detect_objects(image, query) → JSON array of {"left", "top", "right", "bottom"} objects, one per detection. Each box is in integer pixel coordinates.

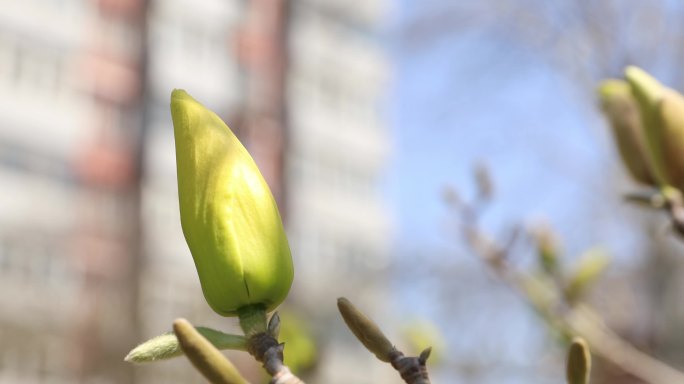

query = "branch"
[
  {"left": 449, "top": 169, "right": 684, "bottom": 384},
  {"left": 466, "top": 222, "right": 684, "bottom": 383},
  {"left": 625, "top": 187, "right": 684, "bottom": 239},
  {"left": 337, "top": 298, "right": 432, "bottom": 384},
  {"left": 567, "top": 306, "right": 684, "bottom": 384},
  {"left": 244, "top": 313, "right": 305, "bottom": 384},
  {"left": 661, "top": 187, "right": 684, "bottom": 238}
]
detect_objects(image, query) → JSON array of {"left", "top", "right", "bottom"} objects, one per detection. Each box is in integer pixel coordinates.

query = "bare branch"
[{"left": 447, "top": 167, "right": 684, "bottom": 384}]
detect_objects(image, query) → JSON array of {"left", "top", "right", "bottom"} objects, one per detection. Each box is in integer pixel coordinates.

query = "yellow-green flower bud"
[
  {"left": 337, "top": 297, "right": 396, "bottom": 362},
  {"left": 625, "top": 66, "right": 684, "bottom": 190},
  {"left": 532, "top": 223, "right": 561, "bottom": 276},
  {"left": 658, "top": 88, "right": 684, "bottom": 191},
  {"left": 597, "top": 79, "right": 655, "bottom": 185},
  {"left": 171, "top": 89, "right": 293, "bottom": 316},
  {"left": 173, "top": 319, "right": 249, "bottom": 384},
  {"left": 566, "top": 337, "right": 591, "bottom": 384},
  {"left": 564, "top": 248, "right": 610, "bottom": 305}
]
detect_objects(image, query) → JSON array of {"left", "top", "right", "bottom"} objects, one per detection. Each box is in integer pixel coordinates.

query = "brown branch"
[
  {"left": 457, "top": 207, "right": 684, "bottom": 384},
  {"left": 624, "top": 187, "right": 684, "bottom": 239},
  {"left": 389, "top": 348, "right": 432, "bottom": 384},
  {"left": 244, "top": 314, "right": 305, "bottom": 384},
  {"left": 566, "top": 306, "right": 684, "bottom": 384}
]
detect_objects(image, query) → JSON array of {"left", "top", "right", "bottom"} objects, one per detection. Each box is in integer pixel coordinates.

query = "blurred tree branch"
[{"left": 444, "top": 165, "right": 684, "bottom": 384}]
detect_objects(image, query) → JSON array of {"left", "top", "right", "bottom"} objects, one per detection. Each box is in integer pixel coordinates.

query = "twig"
[
  {"left": 450, "top": 169, "right": 684, "bottom": 384},
  {"left": 244, "top": 313, "right": 305, "bottom": 384},
  {"left": 624, "top": 187, "right": 684, "bottom": 239},
  {"left": 661, "top": 188, "right": 684, "bottom": 238},
  {"left": 388, "top": 348, "right": 432, "bottom": 384},
  {"left": 460, "top": 215, "right": 684, "bottom": 383},
  {"left": 567, "top": 306, "right": 684, "bottom": 384}
]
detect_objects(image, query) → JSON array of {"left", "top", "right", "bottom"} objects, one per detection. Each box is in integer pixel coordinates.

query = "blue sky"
[
  {"left": 387, "top": 17, "right": 648, "bottom": 261},
  {"left": 384, "top": 2, "right": 664, "bottom": 381}
]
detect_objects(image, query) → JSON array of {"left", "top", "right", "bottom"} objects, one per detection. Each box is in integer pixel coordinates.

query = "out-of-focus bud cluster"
[
  {"left": 564, "top": 248, "right": 610, "bottom": 305},
  {"left": 599, "top": 67, "right": 684, "bottom": 192},
  {"left": 533, "top": 224, "right": 560, "bottom": 276},
  {"left": 530, "top": 224, "right": 610, "bottom": 307},
  {"left": 598, "top": 79, "right": 654, "bottom": 185}
]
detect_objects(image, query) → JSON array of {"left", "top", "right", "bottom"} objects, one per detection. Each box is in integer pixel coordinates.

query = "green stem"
[{"left": 237, "top": 305, "right": 267, "bottom": 337}]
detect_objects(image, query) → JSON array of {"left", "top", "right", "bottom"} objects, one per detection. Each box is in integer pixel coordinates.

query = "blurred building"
[
  {"left": 0, "top": 0, "right": 392, "bottom": 383},
  {"left": 286, "top": 0, "right": 391, "bottom": 304},
  {"left": 0, "top": 0, "right": 144, "bottom": 383},
  {"left": 285, "top": 1, "right": 393, "bottom": 382}
]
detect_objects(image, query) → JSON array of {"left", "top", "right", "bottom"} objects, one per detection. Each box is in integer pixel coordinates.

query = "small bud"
[
  {"left": 474, "top": 163, "right": 493, "bottom": 200},
  {"left": 124, "top": 327, "right": 246, "bottom": 363},
  {"left": 268, "top": 312, "right": 281, "bottom": 339},
  {"left": 418, "top": 347, "right": 432, "bottom": 365},
  {"left": 173, "top": 319, "right": 249, "bottom": 384},
  {"left": 565, "top": 248, "right": 610, "bottom": 304},
  {"left": 172, "top": 90, "right": 293, "bottom": 316},
  {"left": 532, "top": 224, "right": 560, "bottom": 276},
  {"left": 566, "top": 337, "right": 591, "bottom": 384},
  {"left": 337, "top": 297, "right": 395, "bottom": 362},
  {"left": 597, "top": 79, "right": 655, "bottom": 185},
  {"left": 442, "top": 186, "right": 462, "bottom": 207}
]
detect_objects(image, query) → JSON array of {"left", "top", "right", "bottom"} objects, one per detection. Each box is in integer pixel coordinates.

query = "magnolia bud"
[
  {"left": 658, "top": 88, "right": 684, "bottom": 191},
  {"left": 625, "top": 66, "right": 684, "bottom": 190},
  {"left": 532, "top": 223, "right": 560, "bottom": 276},
  {"left": 565, "top": 248, "right": 610, "bottom": 305},
  {"left": 337, "top": 297, "right": 395, "bottom": 362},
  {"left": 597, "top": 79, "right": 654, "bottom": 185},
  {"left": 171, "top": 89, "right": 293, "bottom": 316},
  {"left": 125, "top": 327, "right": 246, "bottom": 363},
  {"left": 566, "top": 337, "right": 591, "bottom": 384},
  {"left": 173, "top": 319, "right": 249, "bottom": 384}
]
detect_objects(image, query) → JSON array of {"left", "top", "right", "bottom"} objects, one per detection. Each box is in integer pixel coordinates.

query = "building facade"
[
  {"left": 0, "top": 0, "right": 391, "bottom": 382},
  {"left": 0, "top": 0, "right": 144, "bottom": 383},
  {"left": 285, "top": 1, "right": 393, "bottom": 382}
]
